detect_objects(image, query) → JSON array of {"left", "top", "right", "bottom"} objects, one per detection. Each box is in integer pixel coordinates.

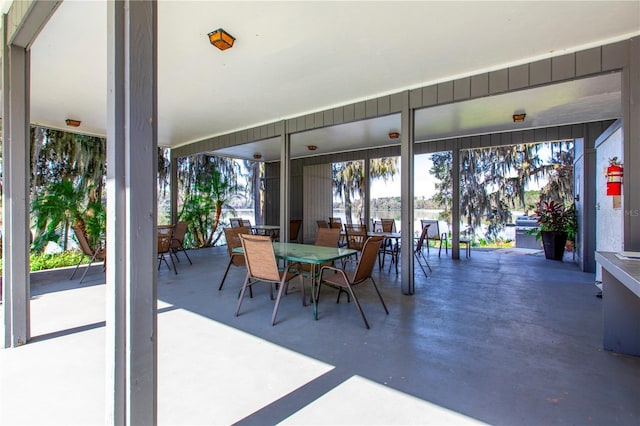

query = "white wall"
[
  {"left": 303, "top": 164, "right": 333, "bottom": 243},
  {"left": 595, "top": 127, "right": 623, "bottom": 280}
]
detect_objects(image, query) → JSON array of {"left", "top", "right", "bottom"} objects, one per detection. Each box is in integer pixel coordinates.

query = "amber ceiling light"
[
  {"left": 253, "top": 153, "right": 262, "bottom": 160},
  {"left": 65, "top": 119, "right": 81, "bottom": 127},
  {"left": 307, "top": 145, "right": 317, "bottom": 151},
  {"left": 512, "top": 113, "right": 526, "bottom": 123},
  {"left": 208, "top": 28, "right": 235, "bottom": 51},
  {"left": 388, "top": 131, "right": 400, "bottom": 139}
]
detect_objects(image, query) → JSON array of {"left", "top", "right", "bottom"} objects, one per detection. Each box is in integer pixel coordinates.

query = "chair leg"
[
  {"left": 169, "top": 252, "right": 178, "bottom": 274},
  {"left": 218, "top": 259, "right": 233, "bottom": 290},
  {"left": 235, "top": 273, "right": 251, "bottom": 316},
  {"left": 77, "top": 250, "right": 102, "bottom": 283},
  {"left": 178, "top": 242, "right": 193, "bottom": 264},
  {"left": 271, "top": 276, "right": 288, "bottom": 326},
  {"left": 370, "top": 278, "right": 389, "bottom": 315},
  {"left": 69, "top": 258, "right": 83, "bottom": 280},
  {"left": 346, "top": 285, "right": 370, "bottom": 329}
]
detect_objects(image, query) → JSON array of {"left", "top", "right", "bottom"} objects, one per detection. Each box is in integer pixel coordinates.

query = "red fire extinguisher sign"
[{"left": 606, "top": 157, "right": 623, "bottom": 196}]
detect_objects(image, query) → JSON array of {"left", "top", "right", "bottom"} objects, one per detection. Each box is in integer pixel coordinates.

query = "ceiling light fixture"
[
  {"left": 388, "top": 131, "right": 400, "bottom": 139},
  {"left": 65, "top": 119, "right": 81, "bottom": 127},
  {"left": 208, "top": 28, "right": 235, "bottom": 51},
  {"left": 253, "top": 153, "right": 262, "bottom": 160},
  {"left": 307, "top": 145, "right": 317, "bottom": 151},
  {"left": 512, "top": 113, "right": 526, "bottom": 123}
]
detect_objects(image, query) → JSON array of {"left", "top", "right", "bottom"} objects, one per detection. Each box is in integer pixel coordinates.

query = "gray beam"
[
  {"left": 2, "top": 20, "right": 31, "bottom": 348},
  {"left": 6, "top": 0, "right": 60, "bottom": 49},
  {"left": 106, "top": 1, "right": 158, "bottom": 424},
  {"left": 400, "top": 91, "right": 415, "bottom": 295}
]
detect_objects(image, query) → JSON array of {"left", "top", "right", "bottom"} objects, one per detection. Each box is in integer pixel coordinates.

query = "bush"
[{"left": 0, "top": 250, "right": 89, "bottom": 272}]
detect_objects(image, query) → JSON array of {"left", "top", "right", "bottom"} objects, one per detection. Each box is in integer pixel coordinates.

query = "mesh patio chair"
[
  {"left": 170, "top": 221, "right": 192, "bottom": 265},
  {"left": 289, "top": 219, "right": 302, "bottom": 242},
  {"left": 219, "top": 226, "right": 252, "bottom": 293},
  {"left": 229, "top": 218, "right": 243, "bottom": 228},
  {"left": 378, "top": 218, "right": 399, "bottom": 271},
  {"left": 344, "top": 223, "right": 367, "bottom": 264},
  {"left": 317, "top": 236, "right": 388, "bottom": 329},
  {"left": 414, "top": 223, "right": 432, "bottom": 276},
  {"left": 420, "top": 219, "right": 448, "bottom": 257},
  {"left": 158, "top": 225, "right": 178, "bottom": 274},
  {"left": 70, "top": 225, "right": 106, "bottom": 283},
  {"left": 290, "top": 227, "right": 342, "bottom": 304},
  {"left": 316, "top": 220, "right": 329, "bottom": 229},
  {"left": 329, "top": 217, "right": 342, "bottom": 229},
  {"left": 235, "top": 234, "right": 301, "bottom": 326}
]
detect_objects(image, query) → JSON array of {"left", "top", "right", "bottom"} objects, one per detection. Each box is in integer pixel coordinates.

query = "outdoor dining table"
[{"left": 234, "top": 242, "right": 357, "bottom": 320}]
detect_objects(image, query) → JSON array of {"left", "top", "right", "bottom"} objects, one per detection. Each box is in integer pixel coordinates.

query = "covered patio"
[
  {"left": 2, "top": 2, "right": 640, "bottom": 423},
  {"left": 2, "top": 247, "right": 639, "bottom": 425}
]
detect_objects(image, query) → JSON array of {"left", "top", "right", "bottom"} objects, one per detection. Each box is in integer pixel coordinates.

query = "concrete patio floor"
[{"left": 1, "top": 246, "right": 639, "bottom": 425}]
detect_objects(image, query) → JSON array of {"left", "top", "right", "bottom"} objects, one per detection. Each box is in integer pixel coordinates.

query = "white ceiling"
[{"left": 17, "top": 1, "right": 640, "bottom": 161}]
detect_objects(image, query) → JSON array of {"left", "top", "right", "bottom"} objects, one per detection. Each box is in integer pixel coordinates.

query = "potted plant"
[{"left": 534, "top": 200, "right": 576, "bottom": 261}]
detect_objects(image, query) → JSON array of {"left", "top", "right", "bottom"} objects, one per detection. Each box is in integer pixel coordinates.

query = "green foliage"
[
  {"left": 333, "top": 157, "right": 398, "bottom": 222},
  {"left": 430, "top": 141, "right": 574, "bottom": 240},
  {"left": 82, "top": 199, "right": 106, "bottom": 247},
  {"left": 532, "top": 201, "right": 577, "bottom": 242},
  {"left": 0, "top": 251, "right": 88, "bottom": 272},
  {"left": 30, "top": 180, "right": 86, "bottom": 252},
  {"left": 179, "top": 163, "right": 240, "bottom": 247}
]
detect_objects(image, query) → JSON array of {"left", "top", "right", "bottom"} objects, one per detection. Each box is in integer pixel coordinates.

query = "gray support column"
[
  {"left": 106, "top": 1, "right": 158, "bottom": 424},
  {"left": 451, "top": 141, "right": 460, "bottom": 259},
  {"left": 364, "top": 156, "right": 371, "bottom": 227},
  {"left": 2, "top": 36, "right": 31, "bottom": 348},
  {"left": 623, "top": 38, "right": 639, "bottom": 250},
  {"left": 400, "top": 91, "right": 415, "bottom": 295},
  {"left": 280, "top": 121, "right": 291, "bottom": 240},
  {"left": 170, "top": 149, "right": 178, "bottom": 225},
  {"left": 2, "top": 15, "right": 11, "bottom": 348}
]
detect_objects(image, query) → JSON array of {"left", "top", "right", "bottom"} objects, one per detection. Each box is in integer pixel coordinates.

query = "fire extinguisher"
[{"left": 606, "top": 157, "right": 623, "bottom": 196}]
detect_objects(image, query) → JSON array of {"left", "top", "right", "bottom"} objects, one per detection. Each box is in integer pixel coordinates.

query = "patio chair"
[
  {"left": 242, "top": 219, "right": 252, "bottom": 228},
  {"left": 344, "top": 223, "right": 367, "bottom": 264},
  {"left": 414, "top": 223, "right": 432, "bottom": 276},
  {"left": 459, "top": 225, "right": 472, "bottom": 258},
  {"left": 378, "top": 218, "right": 399, "bottom": 270},
  {"left": 317, "top": 236, "right": 387, "bottom": 329},
  {"left": 70, "top": 225, "right": 106, "bottom": 283},
  {"left": 170, "top": 221, "right": 192, "bottom": 265},
  {"left": 158, "top": 225, "right": 178, "bottom": 274},
  {"left": 289, "top": 219, "right": 302, "bottom": 242},
  {"left": 291, "top": 227, "right": 342, "bottom": 281},
  {"left": 420, "top": 219, "right": 448, "bottom": 257},
  {"left": 329, "top": 217, "right": 342, "bottom": 229},
  {"left": 229, "top": 218, "right": 243, "bottom": 228},
  {"left": 235, "top": 234, "right": 301, "bottom": 326},
  {"left": 316, "top": 219, "right": 329, "bottom": 229},
  {"left": 219, "top": 226, "right": 251, "bottom": 292}
]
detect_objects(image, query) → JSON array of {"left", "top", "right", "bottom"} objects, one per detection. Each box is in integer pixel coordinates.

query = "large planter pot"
[{"left": 541, "top": 230, "right": 567, "bottom": 261}]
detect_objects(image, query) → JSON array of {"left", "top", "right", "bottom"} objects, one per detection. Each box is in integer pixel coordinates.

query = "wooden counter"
[{"left": 595, "top": 252, "right": 640, "bottom": 357}]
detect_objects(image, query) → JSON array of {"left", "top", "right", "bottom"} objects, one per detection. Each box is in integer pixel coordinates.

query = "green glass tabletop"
[
  {"left": 233, "top": 242, "right": 356, "bottom": 264},
  {"left": 272, "top": 242, "right": 356, "bottom": 264}
]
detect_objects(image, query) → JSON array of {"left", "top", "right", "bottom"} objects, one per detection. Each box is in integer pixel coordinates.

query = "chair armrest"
[{"left": 319, "top": 265, "right": 348, "bottom": 282}]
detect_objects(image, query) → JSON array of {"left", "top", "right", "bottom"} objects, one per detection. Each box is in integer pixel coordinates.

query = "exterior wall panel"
[
  {"left": 530, "top": 59, "right": 552, "bottom": 86},
  {"left": 552, "top": 53, "right": 576, "bottom": 81}
]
